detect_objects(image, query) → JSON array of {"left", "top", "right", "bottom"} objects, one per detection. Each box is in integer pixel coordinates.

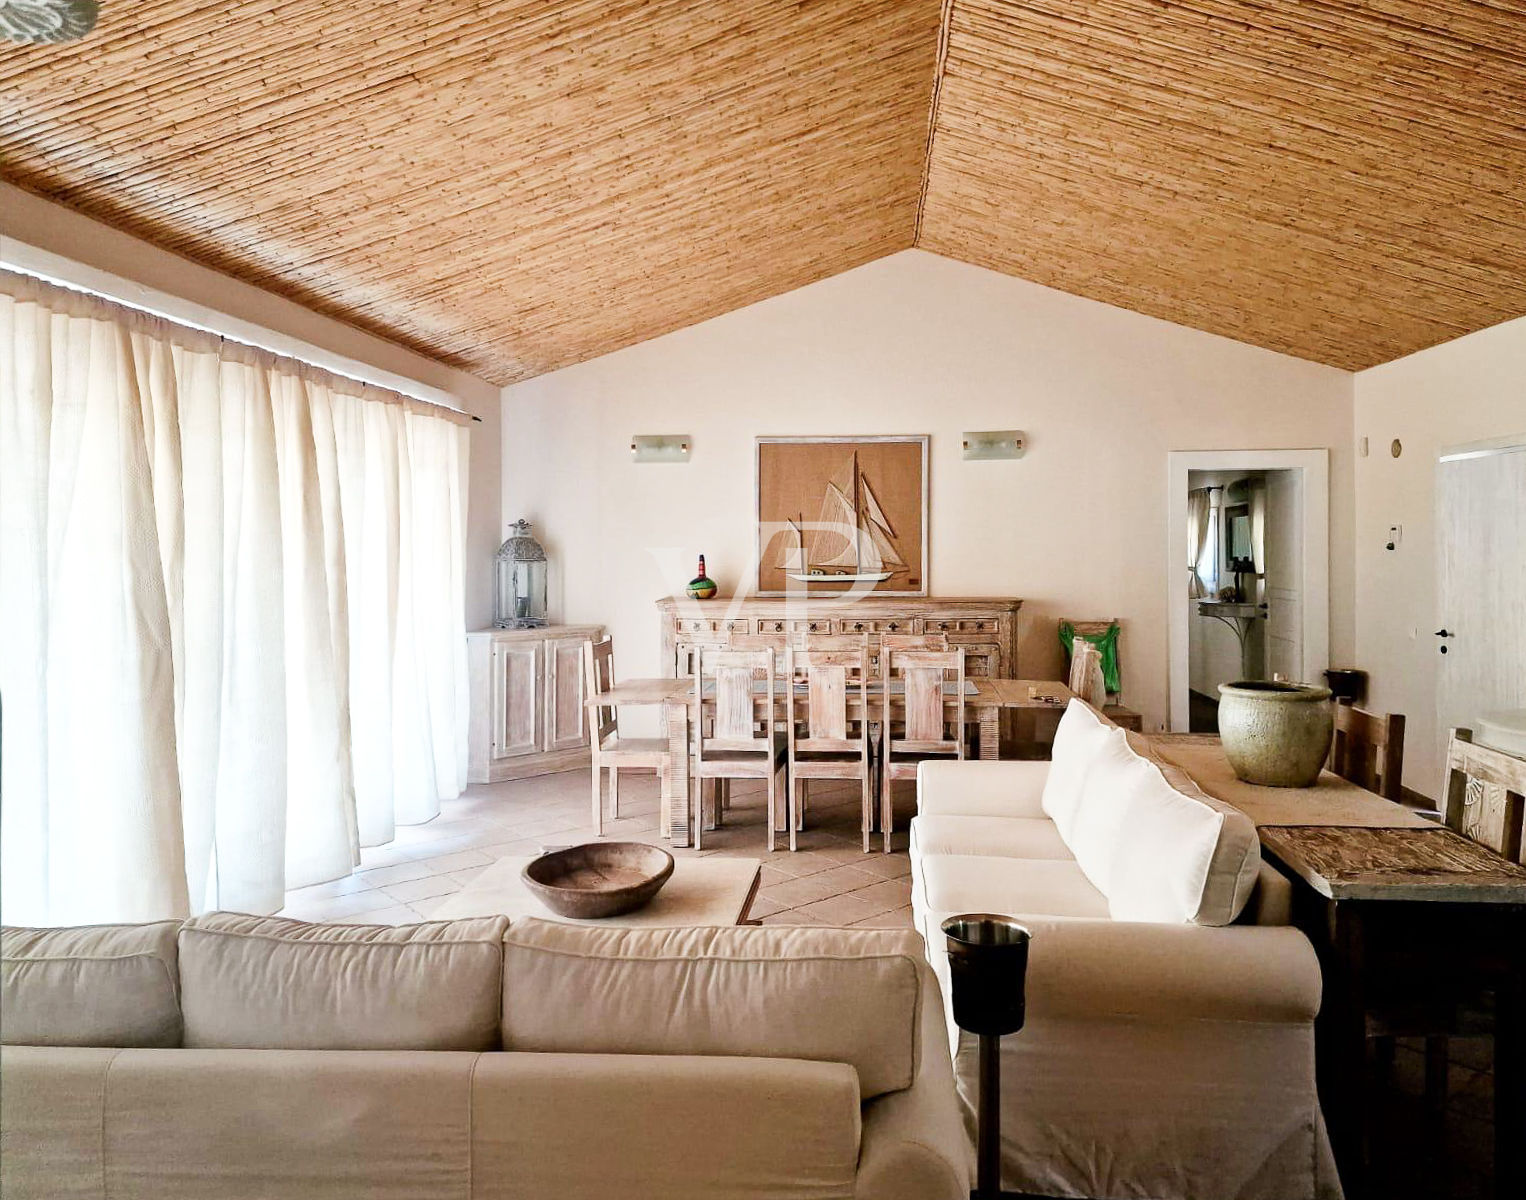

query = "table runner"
[{"left": 1146, "top": 736, "right": 1436, "bottom": 830}]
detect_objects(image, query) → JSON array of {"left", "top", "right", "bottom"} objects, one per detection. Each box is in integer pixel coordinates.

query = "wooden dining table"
[
  {"left": 585, "top": 676, "right": 1076, "bottom": 846},
  {"left": 1148, "top": 733, "right": 1526, "bottom": 1200}
]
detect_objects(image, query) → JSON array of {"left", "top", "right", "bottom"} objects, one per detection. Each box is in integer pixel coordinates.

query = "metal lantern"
[{"left": 494, "top": 519, "right": 548, "bottom": 629}]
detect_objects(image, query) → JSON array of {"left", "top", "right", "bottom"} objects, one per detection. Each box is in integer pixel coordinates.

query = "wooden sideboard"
[
  {"left": 467, "top": 624, "right": 604, "bottom": 783},
  {"left": 656, "top": 596, "right": 1022, "bottom": 679}
]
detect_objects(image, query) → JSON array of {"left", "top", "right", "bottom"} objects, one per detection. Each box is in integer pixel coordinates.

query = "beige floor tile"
[
  {"left": 338, "top": 904, "right": 426, "bottom": 926},
  {"left": 355, "top": 860, "right": 438, "bottom": 888},
  {"left": 412, "top": 848, "right": 496, "bottom": 873},
  {"left": 379, "top": 875, "right": 461, "bottom": 904},
  {"left": 281, "top": 890, "right": 389, "bottom": 922},
  {"left": 844, "top": 877, "right": 913, "bottom": 914},
  {"left": 791, "top": 891, "right": 890, "bottom": 926},
  {"left": 759, "top": 873, "right": 845, "bottom": 909},
  {"left": 849, "top": 907, "right": 916, "bottom": 929}
]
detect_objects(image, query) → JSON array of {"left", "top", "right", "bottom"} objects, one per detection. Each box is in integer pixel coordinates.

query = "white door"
[
  {"left": 1435, "top": 442, "right": 1526, "bottom": 777},
  {"left": 1263, "top": 470, "right": 1304, "bottom": 682}
]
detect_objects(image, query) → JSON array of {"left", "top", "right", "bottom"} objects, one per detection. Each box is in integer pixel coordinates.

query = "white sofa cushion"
[
  {"left": 1124, "top": 734, "right": 1262, "bottom": 925},
  {"left": 917, "top": 759, "right": 1049, "bottom": 818},
  {"left": 1, "top": 922, "right": 183, "bottom": 1048},
  {"left": 913, "top": 854, "right": 1110, "bottom": 924},
  {"left": 1040, "top": 700, "right": 1115, "bottom": 840},
  {"left": 1061, "top": 725, "right": 1148, "bottom": 896},
  {"left": 1063, "top": 735, "right": 1262, "bottom": 925},
  {"left": 910, "top": 814, "right": 1072, "bottom": 861},
  {"left": 500, "top": 920, "right": 924, "bottom": 1100},
  {"left": 179, "top": 913, "right": 509, "bottom": 1051}
]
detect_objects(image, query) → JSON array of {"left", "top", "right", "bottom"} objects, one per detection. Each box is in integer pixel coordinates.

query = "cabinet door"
[
  {"left": 491, "top": 640, "right": 543, "bottom": 760},
  {"left": 544, "top": 637, "right": 589, "bottom": 752},
  {"left": 959, "top": 643, "right": 1003, "bottom": 678}
]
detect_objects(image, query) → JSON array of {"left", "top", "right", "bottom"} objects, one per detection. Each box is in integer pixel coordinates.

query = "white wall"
[
  {"left": 1353, "top": 316, "right": 1526, "bottom": 800},
  {"left": 0, "top": 184, "right": 504, "bottom": 628},
  {"left": 503, "top": 249, "right": 1355, "bottom": 733}
]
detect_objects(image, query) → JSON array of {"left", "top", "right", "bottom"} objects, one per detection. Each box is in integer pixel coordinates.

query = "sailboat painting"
[{"left": 756, "top": 436, "right": 928, "bottom": 595}]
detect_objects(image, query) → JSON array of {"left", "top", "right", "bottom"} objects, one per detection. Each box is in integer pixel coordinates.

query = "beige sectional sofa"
[
  {"left": 912, "top": 699, "right": 1344, "bottom": 1200},
  {"left": 1, "top": 914, "right": 970, "bottom": 1200}
]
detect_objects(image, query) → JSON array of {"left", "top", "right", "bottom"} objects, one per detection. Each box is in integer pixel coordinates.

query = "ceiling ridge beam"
[{"left": 913, "top": 0, "right": 957, "bottom": 245}]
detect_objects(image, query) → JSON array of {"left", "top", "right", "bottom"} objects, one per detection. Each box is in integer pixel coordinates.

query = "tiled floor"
[
  {"left": 280, "top": 767, "right": 1500, "bottom": 1196},
  {"left": 280, "top": 768, "right": 915, "bottom": 928}
]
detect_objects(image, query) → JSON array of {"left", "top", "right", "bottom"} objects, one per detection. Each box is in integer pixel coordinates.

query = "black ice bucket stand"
[{"left": 941, "top": 914, "right": 1032, "bottom": 1200}]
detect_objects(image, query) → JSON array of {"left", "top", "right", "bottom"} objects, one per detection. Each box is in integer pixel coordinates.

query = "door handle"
[{"left": 1434, "top": 629, "right": 1453, "bottom": 638}]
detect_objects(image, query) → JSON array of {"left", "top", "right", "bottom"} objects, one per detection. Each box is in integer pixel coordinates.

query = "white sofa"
[
  {"left": 1, "top": 914, "right": 970, "bottom": 1200},
  {"left": 912, "top": 699, "right": 1343, "bottom": 1200}
]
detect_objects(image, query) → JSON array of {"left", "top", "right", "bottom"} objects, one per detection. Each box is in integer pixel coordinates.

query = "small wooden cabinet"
[{"left": 467, "top": 625, "right": 604, "bottom": 783}]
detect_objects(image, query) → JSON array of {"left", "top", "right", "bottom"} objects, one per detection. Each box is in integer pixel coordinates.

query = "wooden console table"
[{"left": 1149, "top": 733, "right": 1526, "bottom": 1200}]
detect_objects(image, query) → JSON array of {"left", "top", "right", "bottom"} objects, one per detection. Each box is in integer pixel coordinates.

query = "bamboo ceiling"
[
  {"left": 918, "top": 0, "right": 1526, "bottom": 370},
  {"left": 2, "top": 0, "right": 1523, "bottom": 381}
]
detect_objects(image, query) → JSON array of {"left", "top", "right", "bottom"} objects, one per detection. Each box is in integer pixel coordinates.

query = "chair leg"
[
  {"left": 608, "top": 767, "right": 620, "bottom": 819},
  {"left": 715, "top": 779, "right": 726, "bottom": 827},
  {"left": 862, "top": 772, "right": 872, "bottom": 854},
  {"left": 591, "top": 762, "right": 603, "bottom": 836},
  {"left": 785, "top": 764, "right": 797, "bottom": 853},
  {"left": 881, "top": 772, "right": 894, "bottom": 854},
  {"left": 1424, "top": 1036, "right": 1450, "bottom": 1117},
  {"left": 766, "top": 772, "right": 777, "bottom": 853},
  {"left": 796, "top": 779, "right": 807, "bottom": 832}
]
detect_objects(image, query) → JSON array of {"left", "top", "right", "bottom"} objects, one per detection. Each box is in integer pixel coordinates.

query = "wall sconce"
[
  {"left": 630, "top": 434, "right": 692, "bottom": 463},
  {"left": 962, "top": 431, "right": 1026, "bottom": 461}
]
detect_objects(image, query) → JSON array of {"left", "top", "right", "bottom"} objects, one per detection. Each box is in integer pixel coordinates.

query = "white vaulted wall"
[{"left": 502, "top": 250, "right": 1355, "bottom": 734}]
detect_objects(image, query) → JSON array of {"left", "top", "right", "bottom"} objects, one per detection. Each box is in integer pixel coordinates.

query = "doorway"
[{"left": 1167, "top": 450, "right": 1330, "bottom": 733}]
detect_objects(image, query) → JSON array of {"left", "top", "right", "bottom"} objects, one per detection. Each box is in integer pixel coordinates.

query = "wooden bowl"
[{"left": 521, "top": 842, "right": 675, "bottom": 919}]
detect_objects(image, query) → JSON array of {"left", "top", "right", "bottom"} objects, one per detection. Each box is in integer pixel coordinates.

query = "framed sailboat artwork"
[{"left": 755, "top": 436, "right": 929, "bottom": 596}]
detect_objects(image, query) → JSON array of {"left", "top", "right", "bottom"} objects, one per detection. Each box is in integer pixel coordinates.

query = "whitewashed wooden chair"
[
  {"left": 880, "top": 647, "right": 965, "bottom": 853},
  {"left": 692, "top": 647, "right": 788, "bottom": 851},
  {"left": 786, "top": 637, "right": 874, "bottom": 852},
  {"left": 583, "top": 637, "right": 669, "bottom": 837}
]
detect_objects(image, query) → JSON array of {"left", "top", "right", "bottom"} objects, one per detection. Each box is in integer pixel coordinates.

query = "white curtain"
[
  {"left": 1187, "top": 487, "right": 1212, "bottom": 599},
  {"left": 0, "top": 271, "right": 470, "bottom": 925}
]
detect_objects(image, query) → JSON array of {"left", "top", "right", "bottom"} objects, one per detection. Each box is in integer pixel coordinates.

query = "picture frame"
[{"left": 755, "top": 435, "right": 929, "bottom": 596}]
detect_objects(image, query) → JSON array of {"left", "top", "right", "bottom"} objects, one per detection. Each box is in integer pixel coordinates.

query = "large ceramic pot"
[{"left": 1217, "top": 681, "right": 1334, "bottom": 787}]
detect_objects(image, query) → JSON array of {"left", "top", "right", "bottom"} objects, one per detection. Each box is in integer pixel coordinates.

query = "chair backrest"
[
  {"left": 1060, "top": 618, "right": 1121, "bottom": 699},
  {"left": 726, "top": 631, "right": 788, "bottom": 674},
  {"left": 1328, "top": 700, "right": 1405, "bottom": 800},
  {"left": 786, "top": 641, "right": 870, "bottom": 757},
  {"left": 695, "top": 647, "right": 775, "bottom": 759},
  {"left": 1443, "top": 728, "right": 1526, "bottom": 864},
  {"left": 883, "top": 647, "right": 964, "bottom": 756},
  {"left": 1067, "top": 640, "right": 1107, "bottom": 708},
  {"left": 583, "top": 637, "right": 617, "bottom": 745}
]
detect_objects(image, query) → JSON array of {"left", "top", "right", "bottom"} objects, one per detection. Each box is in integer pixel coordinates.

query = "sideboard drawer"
[{"left": 927, "top": 617, "right": 1000, "bottom": 636}]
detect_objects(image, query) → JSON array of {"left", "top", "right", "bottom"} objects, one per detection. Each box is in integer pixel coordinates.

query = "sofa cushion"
[
  {"left": 179, "top": 912, "right": 508, "bottom": 1051},
  {"left": 1, "top": 922, "right": 182, "bottom": 1048},
  {"left": 1065, "top": 736, "right": 1262, "bottom": 925},
  {"left": 913, "top": 853, "right": 1110, "bottom": 922},
  {"left": 1040, "top": 700, "right": 1115, "bottom": 840},
  {"left": 1061, "top": 725, "right": 1149, "bottom": 895},
  {"left": 910, "top": 814, "right": 1072, "bottom": 861},
  {"left": 500, "top": 920, "right": 923, "bottom": 1100},
  {"left": 1123, "top": 734, "right": 1262, "bottom": 925},
  {"left": 917, "top": 759, "right": 1049, "bottom": 818}
]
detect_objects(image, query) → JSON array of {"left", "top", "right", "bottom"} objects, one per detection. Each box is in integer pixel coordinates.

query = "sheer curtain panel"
[{"left": 0, "top": 271, "right": 470, "bottom": 924}]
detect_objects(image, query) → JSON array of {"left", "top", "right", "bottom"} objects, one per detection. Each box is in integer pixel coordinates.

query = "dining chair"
[
  {"left": 786, "top": 637, "right": 874, "bottom": 852},
  {"left": 692, "top": 647, "right": 788, "bottom": 851},
  {"left": 880, "top": 647, "right": 965, "bottom": 853},
  {"left": 1367, "top": 728, "right": 1525, "bottom": 1113},
  {"left": 583, "top": 637, "right": 670, "bottom": 837},
  {"left": 1328, "top": 699, "right": 1406, "bottom": 800}
]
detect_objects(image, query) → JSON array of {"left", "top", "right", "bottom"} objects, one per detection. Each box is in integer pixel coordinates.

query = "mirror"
[{"left": 1225, "top": 504, "right": 1252, "bottom": 562}]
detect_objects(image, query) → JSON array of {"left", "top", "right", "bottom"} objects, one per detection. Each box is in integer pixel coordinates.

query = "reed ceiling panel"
[
  {"left": 918, "top": 0, "right": 1526, "bottom": 370},
  {"left": 0, "top": 0, "right": 942, "bottom": 384}
]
